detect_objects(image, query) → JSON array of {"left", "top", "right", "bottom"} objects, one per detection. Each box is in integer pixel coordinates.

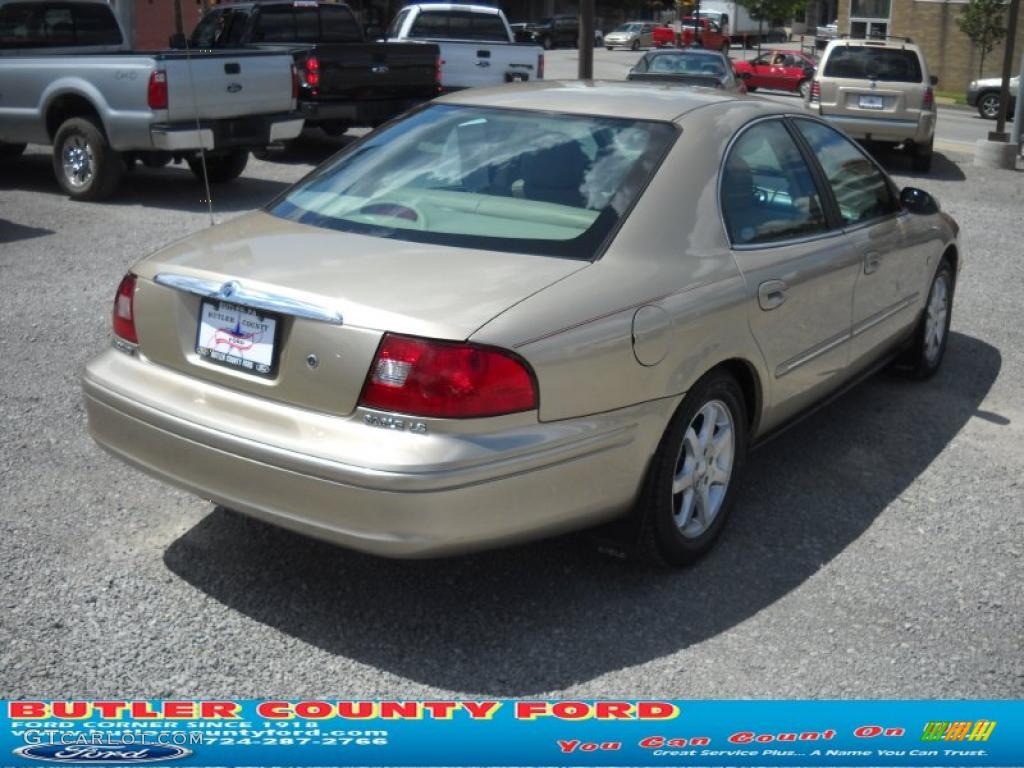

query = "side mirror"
[
  {"left": 901, "top": 186, "right": 939, "bottom": 214},
  {"left": 930, "top": 74, "right": 939, "bottom": 86},
  {"left": 168, "top": 32, "right": 187, "bottom": 49}
]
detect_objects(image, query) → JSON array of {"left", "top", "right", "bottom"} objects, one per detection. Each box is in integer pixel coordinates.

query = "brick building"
[
  {"left": 108, "top": 0, "right": 206, "bottom": 50},
  {"left": 834, "top": 0, "right": 1024, "bottom": 91}
]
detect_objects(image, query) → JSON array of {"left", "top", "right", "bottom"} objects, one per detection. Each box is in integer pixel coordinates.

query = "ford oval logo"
[
  {"left": 227, "top": 82, "right": 243, "bottom": 93},
  {"left": 13, "top": 744, "right": 191, "bottom": 763}
]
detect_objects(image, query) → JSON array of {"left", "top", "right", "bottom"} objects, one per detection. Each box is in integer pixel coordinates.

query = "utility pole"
[
  {"left": 991, "top": 0, "right": 1020, "bottom": 140},
  {"left": 578, "top": 0, "right": 595, "bottom": 78},
  {"left": 173, "top": 0, "right": 185, "bottom": 36}
]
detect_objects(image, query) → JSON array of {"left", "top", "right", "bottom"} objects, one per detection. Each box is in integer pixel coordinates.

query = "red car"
[
  {"left": 652, "top": 17, "right": 731, "bottom": 53},
  {"left": 732, "top": 50, "right": 817, "bottom": 98}
]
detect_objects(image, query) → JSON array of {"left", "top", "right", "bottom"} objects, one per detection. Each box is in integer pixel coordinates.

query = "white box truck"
[{"left": 697, "top": 2, "right": 785, "bottom": 47}]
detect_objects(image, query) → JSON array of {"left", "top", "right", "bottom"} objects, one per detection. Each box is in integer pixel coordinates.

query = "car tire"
[
  {"left": 187, "top": 150, "right": 249, "bottom": 184},
  {"left": 542, "top": 35, "right": 553, "bottom": 50},
  {"left": 720, "top": 41, "right": 730, "bottom": 54},
  {"left": 977, "top": 92, "right": 1000, "bottom": 120},
  {"left": 797, "top": 78, "right": 810, "bottom": 99},
  {"left": 746, "top": 85, "right": 758, "bottom": 92},
  {"left": 0, "top": 141, "right": 26, "bottom": 161},
  {"left": 909, "top": 138, "right": 933, "bottom": 173},
  {"left": 605, "top": 45, "right": 613, "bottom": 50},
  {"left": 631, "top": 39, "right": 640, "bottom": 51},
  {"left": 635, "top": 370, "right": 748, "bottom": 567},
  {"left": 903, "top": 258, "right": 954, "bottom": 379},
  {"left": 52, "top": 117, "right": 124, "bottom": 201}
]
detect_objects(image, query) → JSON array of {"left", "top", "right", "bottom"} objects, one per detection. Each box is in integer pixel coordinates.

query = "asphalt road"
[
  {"left": 1, "top": 104, "right": 1022, "bottom": 698},
  {"left": 545, "top": 47, "right": 995, "bottom": 152}
]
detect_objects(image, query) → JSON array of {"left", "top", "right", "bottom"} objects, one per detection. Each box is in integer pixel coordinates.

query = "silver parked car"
[
  {"left": 83, "top": 82, "right": 961, "bottom": 566},
  {"left": 604, "top": 21, "right": 653, "bottom": 50}
]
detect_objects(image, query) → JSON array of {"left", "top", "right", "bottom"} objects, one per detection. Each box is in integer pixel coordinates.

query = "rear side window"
[
  {"left": 0, "top": 2, "right": 122, "bottom": 48},
  {"left": 823, "top": 45, "right": 922, "bottom": 83},
  {"left": 721, "top": 120, "right": 828, "bottom": 246},
  {"left": 793, "top": 119, "right": 900, "bottom": 225}
]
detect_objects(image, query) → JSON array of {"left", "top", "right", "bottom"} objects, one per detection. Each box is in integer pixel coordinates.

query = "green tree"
[
  {"left": 957, "top": 0, "right": 1008, "bottom": 78},
  {"left": 734, "top": 0, "right": 806, "bottom": 51}
]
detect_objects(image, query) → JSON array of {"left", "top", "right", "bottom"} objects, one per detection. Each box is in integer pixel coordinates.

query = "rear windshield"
[
  {"left": 823, "top": 46, "right": 922, "bottom": 82},
  {"left": 408, "top": 10, "right": 508, "bottom": 42},
  {"left": 253, "top": 4, "right": 362, "bottom": 43},
  {"left": 269, "top": 104, "right": 676, "bottom": 260},
  {"left": 0, "top": 2, "right": 123, "bottom": 48}
]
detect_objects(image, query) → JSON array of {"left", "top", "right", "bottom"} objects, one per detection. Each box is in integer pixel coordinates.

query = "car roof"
[
  {"left": 436, "top": 79, "right": 784, "bottom": 122},
  {"left": 406, "top": 3, "right": 504, "bottom": 12},
  {"left": 826, "top": 37, "right": 922, "bottom": 52}
]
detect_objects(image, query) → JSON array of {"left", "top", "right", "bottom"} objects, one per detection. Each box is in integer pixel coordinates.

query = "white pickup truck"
[
  {"left": 0, "top": 0, "right": 302, "bottom": 200},
  {"left": 385, "top": 3, "right": 543, "bottom": 91}
]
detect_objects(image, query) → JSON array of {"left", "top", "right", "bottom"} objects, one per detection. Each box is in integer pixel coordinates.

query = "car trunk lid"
[{"left": 129, "top": 212, "right": 587, "bottom": 416}]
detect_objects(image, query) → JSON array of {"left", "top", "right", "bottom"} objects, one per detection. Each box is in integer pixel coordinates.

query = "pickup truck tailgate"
[
  {"left": 164, "top": 51, "right": 294, "bottom": 121},
  {"left": 312, "top": 43, "right": 438, "bottom": 100}
]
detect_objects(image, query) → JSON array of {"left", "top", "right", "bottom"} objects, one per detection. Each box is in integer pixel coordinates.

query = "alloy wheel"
[
  {"left": 62, "top": 134, "right": 94, "bottom": 189},
  {"left": 923, "top": 272, "right": 949, "bottom": 366},
  {"left": 671, "top": 399, "right": 735, "bottom": 539},
  {"left": 980, "top": 93, "right": 1000, "bottom": 119}
]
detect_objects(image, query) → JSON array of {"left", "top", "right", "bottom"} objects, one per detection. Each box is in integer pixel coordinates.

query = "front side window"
[
  {"left": 270, "top": 104, "right": 676, "bottom": 259},
  {"left": 193, "top": 9, "right": 229, "bottom": 47},
  {"left": 793, "top": 119, "right": 900, "bottom": 225},
  {"left": 721, "top": 120, "right": 828, "bottom": 246}
]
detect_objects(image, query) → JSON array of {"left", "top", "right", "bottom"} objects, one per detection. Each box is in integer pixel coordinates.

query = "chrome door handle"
[
  {"left": 758, "top": 280, "right": 788, "bottom": 311},
  {"left": 864, "top": 252, "right": 881, "bottom": 275}
]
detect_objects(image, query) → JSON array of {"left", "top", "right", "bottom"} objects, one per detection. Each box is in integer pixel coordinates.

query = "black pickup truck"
[{"left": 178, "top": 0, "right": 440, "bottom": 135}]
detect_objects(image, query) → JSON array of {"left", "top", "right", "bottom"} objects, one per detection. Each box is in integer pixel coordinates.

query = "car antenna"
[{"left": 182, "top": 32, "right": 216, "bottom": 227}]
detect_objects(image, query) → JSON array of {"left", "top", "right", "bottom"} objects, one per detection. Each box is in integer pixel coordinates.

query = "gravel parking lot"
[{"left": 1, "top": 96, "right": 1022, "bottom": 697}]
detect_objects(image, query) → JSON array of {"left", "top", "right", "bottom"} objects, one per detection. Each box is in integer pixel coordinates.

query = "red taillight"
[
  {"left": 537, "top": 53, "right": 544, "bottom": 79},
  {"left": 291, "top": 63, "right": 299, "bottom": 100},
  {"left": 923, "top": 86, "right": 934, "bottom": 110},
  {"left": 304, "top": 54, "right": 320, "bottom": 88},
  {"left": 809, "top": 80, "right": 821, "bottom": 103},
  {"left": 359, "top": 333, "right": 538, "bottom": 419},
  {"left": 112, "top": 274, "right": 138, "bottom": 344},
  {"left": 435, "top": 55, "right": 443, "bottom": 91},
  {"left": 147, "top": 70, "right": 168, "bottom": 110}
]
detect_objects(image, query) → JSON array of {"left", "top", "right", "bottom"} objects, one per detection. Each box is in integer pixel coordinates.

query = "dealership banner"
[{"left": 2, "top": 700, "right": 1023, "bottom": 766}]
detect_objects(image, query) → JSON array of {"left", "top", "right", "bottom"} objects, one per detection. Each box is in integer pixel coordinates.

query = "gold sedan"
[{"left": 83, "top": 81, "right": 962, "bottom": 566}]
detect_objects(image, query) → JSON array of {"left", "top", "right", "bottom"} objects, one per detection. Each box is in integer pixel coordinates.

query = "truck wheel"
[
  {"left": 0, "top": 142, "right": 26, "bottom": 161},
  {"left": 52, "top": 117, "right": 124, "bottom": 201},
  {"left": 188, "top": 150, "right": 249, "bottom": 183},
  {"left": 797, "top": 78, "right": 810, "bottom": 99}
]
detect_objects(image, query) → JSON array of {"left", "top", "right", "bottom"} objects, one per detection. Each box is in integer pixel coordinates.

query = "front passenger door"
[
  {"left": 793, "top": 119, "right": 918, "bottom": 372},
  {"left": 722, "top": 119, "right": 862, "bottom": 428}
]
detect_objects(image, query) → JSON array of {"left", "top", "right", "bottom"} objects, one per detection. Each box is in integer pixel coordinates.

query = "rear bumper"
[
  {"left": 83, "top": 348, "right": 675, "bottom": 557},
  {"left": 298, "top": 96, "right": 435, "bottom": 127},
  {"left": 813, "top": 110, "right": 935, "bottom": 144},
  {"left": 150, "top": 112, "right": 304, "bottom": 152}
]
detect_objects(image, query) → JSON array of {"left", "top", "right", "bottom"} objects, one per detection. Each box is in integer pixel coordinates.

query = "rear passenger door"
[{"left": 722, "top": 118, "right": 862, "bottom": 425}]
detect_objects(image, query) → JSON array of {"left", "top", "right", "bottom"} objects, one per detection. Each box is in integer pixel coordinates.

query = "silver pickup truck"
[{"left": 0, "top": 0, "right": 303, "bottom": 200}]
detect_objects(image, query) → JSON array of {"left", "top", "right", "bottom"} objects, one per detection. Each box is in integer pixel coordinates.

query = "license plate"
[
  {"left": 196, "top": 300, "right": 279, "bottom": 377},
  {"left": 859, "top": 94, "right": 884, "bottom": 110}
]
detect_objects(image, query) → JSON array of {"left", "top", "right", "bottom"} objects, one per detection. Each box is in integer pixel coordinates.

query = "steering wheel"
[{"left": 357, "top": 201, "right": 427, "bottom": 230}]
